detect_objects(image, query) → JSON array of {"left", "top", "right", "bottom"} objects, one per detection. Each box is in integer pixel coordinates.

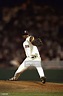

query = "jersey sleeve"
[
  {"left": 31, "top": 46, "right": 40, "bottom": 57},
  {"left": 26, "top": 36, "right": 31, "bottom": 41}
]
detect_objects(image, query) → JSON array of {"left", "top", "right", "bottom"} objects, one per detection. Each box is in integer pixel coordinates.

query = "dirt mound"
[{"left": 0, "top": 80, "right": 63, "bottom": 92}]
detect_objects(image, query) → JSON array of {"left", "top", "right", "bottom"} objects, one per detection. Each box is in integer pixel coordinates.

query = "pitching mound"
[{"left": 0, "top": 80, "right": 63, "bottom": 92}]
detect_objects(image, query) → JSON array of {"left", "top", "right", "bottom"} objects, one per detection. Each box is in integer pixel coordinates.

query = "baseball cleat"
[
  {"left": 9, "top": 77, "right": 16, "bottom": 81},
  {"left": 41, "top": 77, "right": 46, "bottom": 84}
]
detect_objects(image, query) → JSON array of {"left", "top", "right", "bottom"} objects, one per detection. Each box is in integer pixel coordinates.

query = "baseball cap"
[{"left": 23, "top": 30, "right": 29, "bottom": 35}]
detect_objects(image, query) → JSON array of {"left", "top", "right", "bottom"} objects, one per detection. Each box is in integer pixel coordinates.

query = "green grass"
[{"left": 0, "top": 92, "right": 63, "bottom": 96}]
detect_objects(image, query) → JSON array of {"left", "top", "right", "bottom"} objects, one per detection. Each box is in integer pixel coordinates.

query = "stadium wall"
[{"left": 0, "top": 68, "right": 63, "bottom": 83}]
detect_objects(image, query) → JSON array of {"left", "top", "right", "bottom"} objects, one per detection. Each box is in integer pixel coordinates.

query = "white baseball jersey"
[{"left": 23, "top": 36, "right": 41, "bottom": 59}]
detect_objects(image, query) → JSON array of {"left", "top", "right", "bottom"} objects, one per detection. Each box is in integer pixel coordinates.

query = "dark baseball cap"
[{"left": 23, "top": 30, "right": 29, "bottom": 35}]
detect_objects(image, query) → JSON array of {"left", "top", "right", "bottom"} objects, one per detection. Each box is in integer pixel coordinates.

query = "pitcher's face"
[{"left": 22, "top": 35, "right": 29, "bottom": 39}]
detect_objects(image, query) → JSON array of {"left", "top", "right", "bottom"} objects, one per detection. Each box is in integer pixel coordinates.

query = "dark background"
[
  {"left": 0, "top": 0, "right": 63, "bottom": 11},
  {"left": 0, "top": 0, "right": 63, "bottom": 67}
]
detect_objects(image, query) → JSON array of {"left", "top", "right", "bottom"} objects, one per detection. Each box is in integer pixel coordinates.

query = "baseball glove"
[{"left": 33, "top": 38, "right": 43, "bottom": 46}]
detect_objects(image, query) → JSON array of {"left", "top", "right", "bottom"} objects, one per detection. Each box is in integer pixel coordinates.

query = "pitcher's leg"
[
  {"left": 35, "top": 59, "right": 46, "bottom": 84},
  {"left": 36, "top": 67, "right": 46, "bottom": 84},
  {"left": 9, "top": 60, "right": 28, "bottom": 81},
  {"left": 36, "top": 67, "right": 44, "bottom": 78}
]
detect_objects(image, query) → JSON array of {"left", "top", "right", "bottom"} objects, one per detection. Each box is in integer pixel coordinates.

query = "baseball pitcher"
[{"left": 9, "top": 30, "right": 46, "bottom": 84}]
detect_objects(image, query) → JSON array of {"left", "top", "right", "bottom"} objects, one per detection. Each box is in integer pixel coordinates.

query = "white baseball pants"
[{"left": 14, "top": 57, "right": 45, "bottom": 80}]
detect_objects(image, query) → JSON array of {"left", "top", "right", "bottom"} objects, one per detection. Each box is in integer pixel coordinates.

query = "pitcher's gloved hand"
[{"left": 33, "top": 38, "right": 43, "bottom": 46}]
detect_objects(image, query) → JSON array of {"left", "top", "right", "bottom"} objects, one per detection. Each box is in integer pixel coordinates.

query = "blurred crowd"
[{"left": 0, "top": 0, "right": 63, "bottom": 67}]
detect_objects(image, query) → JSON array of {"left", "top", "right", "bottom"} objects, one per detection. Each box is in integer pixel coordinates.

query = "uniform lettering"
[{"left": 25, "top": 45, "right": 29, "bottom": 48}]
